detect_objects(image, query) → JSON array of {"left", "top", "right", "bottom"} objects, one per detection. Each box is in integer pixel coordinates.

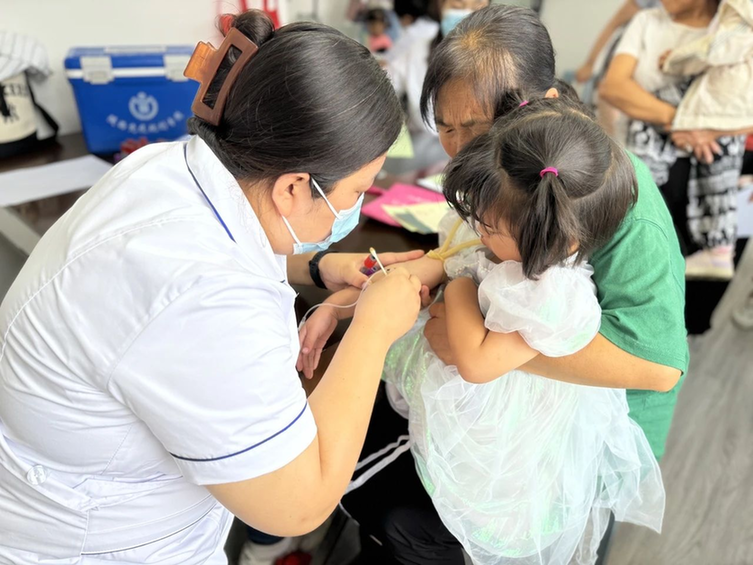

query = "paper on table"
[
  {"left": 405, "top": 201, "right": 453, "bottom": 232},
  {"left": 416, "top": 173, "right": 444, "bottom": 193},
  {"left": 0, "top": 155, "right": 112, "bottom": 207},
  {"left": 384, "top": 201, "right": 452, "bottom": 234},
  {"left": 361, "top": 183, "right": 447, "bottom": 227},
  {"left": 383, "top": 205, "right": 433, "bottom": 233},
  {"left": 387, "top": 125, "right": 414, "bottom": 159}
]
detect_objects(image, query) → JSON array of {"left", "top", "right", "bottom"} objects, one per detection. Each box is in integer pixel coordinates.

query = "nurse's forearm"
[
  {"left": 207, "top": 323, "right": 392, "bottom": 536},
  {"left": 287, "top": 253, "right": 316, "bottom": 286},
  {"left": 522, "top": 333, "right": 681, "bottom": 392},
  {"left": 306, "top": 321, "right": 391, "bottom": 505},
  {"left": 322, "top": 288, "right": 361, "bottom": 320}
]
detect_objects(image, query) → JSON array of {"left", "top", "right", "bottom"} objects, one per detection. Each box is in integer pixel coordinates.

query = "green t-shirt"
[{"left": 589, "top": 153, "right": 689, "bottom": 461}]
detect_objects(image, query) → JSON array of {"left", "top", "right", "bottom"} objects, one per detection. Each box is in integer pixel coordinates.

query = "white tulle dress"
[{"left": 382, "top": 216, "right": 665, "bottom": 565}]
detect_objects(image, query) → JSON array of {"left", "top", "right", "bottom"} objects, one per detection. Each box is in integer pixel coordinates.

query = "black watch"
[{"left": 309, "top": 250, "right": 338, "bottom": 289}]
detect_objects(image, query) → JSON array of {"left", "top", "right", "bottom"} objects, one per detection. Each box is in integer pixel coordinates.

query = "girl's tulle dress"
[{"left": 382, "top": 216, "right": 665, "bottom": 565}]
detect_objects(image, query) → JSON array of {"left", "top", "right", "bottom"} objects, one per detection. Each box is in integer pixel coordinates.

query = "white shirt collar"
[{"left": 184, "top": 135, "right": 288, "bottom": 281}]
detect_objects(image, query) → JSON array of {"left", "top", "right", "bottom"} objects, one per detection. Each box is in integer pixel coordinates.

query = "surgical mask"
[
  {"left": 441, "top": 8, "right": 472, "bottom": 36},
  {"left": 282, "top": 178, "right": 364, "bottom": 255}
]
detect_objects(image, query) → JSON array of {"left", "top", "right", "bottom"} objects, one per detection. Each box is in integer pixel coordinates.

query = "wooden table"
[{"left": 0, "top": 134, "right": 93, "bottom": 255}]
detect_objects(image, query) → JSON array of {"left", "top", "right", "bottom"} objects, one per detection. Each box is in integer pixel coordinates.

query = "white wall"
[
  {"left": 5, "top": 0, "right": 621, "bottom": 137},
  {"left": 541, "top": 0, "right": 624, "bottom": 76},
  {"left": 4, "top": 0, "right": 349, "bottom": 136}
]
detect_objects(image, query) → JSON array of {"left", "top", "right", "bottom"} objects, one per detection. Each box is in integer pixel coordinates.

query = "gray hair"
[{"left": 420, "top": 4, "right": 557, "bottom": 127}]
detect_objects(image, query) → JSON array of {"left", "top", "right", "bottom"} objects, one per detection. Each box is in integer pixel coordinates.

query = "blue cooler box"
[{"left": 65, "top": 46, "right": 198, "bottom": 154}]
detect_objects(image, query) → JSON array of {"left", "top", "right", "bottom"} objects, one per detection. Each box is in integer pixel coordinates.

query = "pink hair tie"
[
  {"left": 540, "top": 167, "right": 559, "bottom": 178},
  {"left": 519, "top": 100, "right": 529, "bottom": 107}
]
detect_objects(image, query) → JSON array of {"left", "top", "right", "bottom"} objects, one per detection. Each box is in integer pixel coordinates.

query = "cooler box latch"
[
  {"left": 164, "top": 55, "right": 191, "bottom": 82},
  {"left": 80, "top": 57, "right": 114, "bottom": 85}
]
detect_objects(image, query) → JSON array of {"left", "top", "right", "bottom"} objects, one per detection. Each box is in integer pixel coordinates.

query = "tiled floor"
[{"left": 607, "top": 242, "right": 753, "bottom": 565}]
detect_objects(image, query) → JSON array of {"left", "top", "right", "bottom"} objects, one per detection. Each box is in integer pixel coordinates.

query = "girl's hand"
[
  {"left": 297, "top": 308, "right": 339, "bottom": 379},
  {"left": 319, "top": 250, "right": 425, "bottom": 291}
]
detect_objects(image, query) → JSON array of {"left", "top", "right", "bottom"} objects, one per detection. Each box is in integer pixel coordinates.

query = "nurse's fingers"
[
  {"left": 348, "top": 271, "right": 369, "bottom": 290},
  {"left": 304, "top": 347, "right": 322, "bottom": 379},
  {"left": 303, "top": 346, "right": 315, "bottom": 378},
  {"left": 302, "top": 348, "right": 312, "bottom": 378},
  {"left": 301, "top": 323, "right": 325, "bottom": 357},
  {"left": 297, "top": 326, "right": 307, "bottom": 372},
  {"left": 313, "top": 348, "right": 323, "bottom": 375}
]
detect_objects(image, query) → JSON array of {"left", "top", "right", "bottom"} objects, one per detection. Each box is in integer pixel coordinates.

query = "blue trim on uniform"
[
  {"left": 170, "top": 402, "right": 310, "bottom": 462},
  {"left": 183, "top": 144, "right": 236, "bottom": 243}
]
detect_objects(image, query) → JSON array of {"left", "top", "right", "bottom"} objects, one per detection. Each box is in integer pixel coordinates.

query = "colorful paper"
[
  {"left": 416, "top": 173, "right": 444, "bottom": 193},
  {"left": 384, "top": 201, "right": 453, "bottom": 234},
  {"left": 361, "top": 183, "right": 447, "bottom": 227}
]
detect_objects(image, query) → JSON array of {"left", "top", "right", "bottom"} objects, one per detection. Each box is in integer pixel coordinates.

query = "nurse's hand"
[
  {"left": 354, "top": 267, "right": 422, "bottom": 341},
  {"left": 298, "top": 308, "right": 339, "bottom": 379},
  {"left": 319, "top": 250, "right": 425, "bottom": 291}
]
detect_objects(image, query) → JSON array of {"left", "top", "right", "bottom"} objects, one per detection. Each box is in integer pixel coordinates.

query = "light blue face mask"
[
  {"left": 441, "top": 8, "right": 472, "bottom": 36},
  {"left": 282, "top": 178, "right": 364, "bottom": 255}
]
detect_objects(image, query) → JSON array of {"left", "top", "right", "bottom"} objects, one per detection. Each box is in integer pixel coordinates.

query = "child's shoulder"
[
  {"left": 482, "top": 258, "right": 595, "bottom": 297},
  {"left": 479, "top": 260, "right": 600, "bottom": 358}
]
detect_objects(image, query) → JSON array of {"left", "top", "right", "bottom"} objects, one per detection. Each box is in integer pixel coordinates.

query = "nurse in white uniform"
[{"left": 0, "top": 11, "right": 422, "bottom": 564}]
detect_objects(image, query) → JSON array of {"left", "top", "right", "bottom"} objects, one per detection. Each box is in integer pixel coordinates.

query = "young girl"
[{"left": 299, "top": 98, "right": 665, "bottom": 564}]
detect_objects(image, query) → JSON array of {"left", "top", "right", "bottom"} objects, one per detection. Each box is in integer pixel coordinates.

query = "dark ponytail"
[
  {"left": 444, "top": 97, "right": 637, "bottom": 279},
  {"left": 517, "top": 171, "right": 583, "bottom": 279},
  {"left": 188, "top": 10, "right": 404, "bottom": 195}
]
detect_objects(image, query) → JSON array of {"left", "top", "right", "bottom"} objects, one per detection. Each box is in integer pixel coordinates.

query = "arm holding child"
[{"left": 444, "top": 277, "right": 538, "bottom": 384}]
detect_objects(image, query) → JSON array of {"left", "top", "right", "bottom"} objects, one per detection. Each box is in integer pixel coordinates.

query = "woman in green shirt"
[
  {"left": 340, "top": 5, "right": 688, "bottom": 564},
  {"left": 417, "top": 3, "right": 688, "bottom": 460}
]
